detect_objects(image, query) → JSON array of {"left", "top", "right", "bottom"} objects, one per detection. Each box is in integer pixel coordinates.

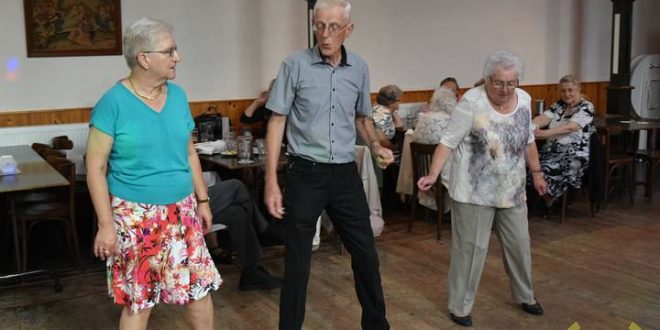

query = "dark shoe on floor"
[
  {"left": 449, "top": 313, "right": 472, "bottom": 327},
  {"left": 521, "top": 299, "right": 544, "bottom": 315},
  {"left": 239, "top": 266, "right": 282, "bottom": 291}
]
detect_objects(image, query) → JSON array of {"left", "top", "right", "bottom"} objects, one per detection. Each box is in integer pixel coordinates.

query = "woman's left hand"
[
  {"left": 198, "top": 203, "right": 213, "bottom": 234},
  {"left": 531, "top": 172, "right": 547, "bottom": 196}
]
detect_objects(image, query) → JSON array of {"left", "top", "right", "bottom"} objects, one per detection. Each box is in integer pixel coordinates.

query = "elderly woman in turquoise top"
[{"left": 86, "top": 17, "right": 221, "bottom": 330}]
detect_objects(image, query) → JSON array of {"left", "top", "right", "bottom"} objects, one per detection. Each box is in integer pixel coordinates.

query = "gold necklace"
[{"left": 128, "top": 74, "right": 162, "bottom": 100}]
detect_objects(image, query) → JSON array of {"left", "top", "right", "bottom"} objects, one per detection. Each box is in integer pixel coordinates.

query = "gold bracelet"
[{"left": 196, "top": 196, "right": 210, "bottom": 203}]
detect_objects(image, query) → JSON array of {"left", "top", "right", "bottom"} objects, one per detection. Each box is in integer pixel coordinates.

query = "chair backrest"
[
  {"left": 52, "top": 135, "right": 74, "bottom": 150},
  {"left": 410, "top": 142, "right": 440, "bottom": 197}
]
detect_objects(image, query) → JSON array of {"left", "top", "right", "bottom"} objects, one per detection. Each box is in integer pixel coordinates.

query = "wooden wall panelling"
[{"left": 0, "top": 82, "right": 608, "bottom": 129}]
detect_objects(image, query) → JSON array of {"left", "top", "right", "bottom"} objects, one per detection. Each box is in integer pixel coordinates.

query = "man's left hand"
[{"left": 373, "top": 143, "right": 394, "bottom": 168}]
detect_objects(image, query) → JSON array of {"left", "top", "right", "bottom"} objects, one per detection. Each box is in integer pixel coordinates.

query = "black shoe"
[
  {"left": 521, "top": 300, "right": 544, "bottom": 315},
  {"left": 239, "top": 266, "right": 282, "bottom": 291},
  {"left": 449, "top": 313, "right": 472, "bottom": 327}
]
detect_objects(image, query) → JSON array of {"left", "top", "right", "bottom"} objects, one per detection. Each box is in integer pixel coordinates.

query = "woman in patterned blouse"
[
  {"left": 371, "top": 85, "right": 404, "bottom": 150},
  {"left": 417, "top": 50, "right": 547, "bottom": 327},
  {"left": 532, "top": 75, "right": 595, "bottom": 206}
]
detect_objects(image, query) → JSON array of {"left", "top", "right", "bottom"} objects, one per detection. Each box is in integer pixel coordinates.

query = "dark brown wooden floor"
[{"left": 1, "top": 190, "right": 659, "bottom": 329}]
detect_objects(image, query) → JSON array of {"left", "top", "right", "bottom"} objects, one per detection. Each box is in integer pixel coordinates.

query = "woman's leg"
[
  {"left": 119, "top": 307, "right": 152, "bottom": 330},
  {"left": 184, "top": 295, "right": 214, "bottom": 330}
]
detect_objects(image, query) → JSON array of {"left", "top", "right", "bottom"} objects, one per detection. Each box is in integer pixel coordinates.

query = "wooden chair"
[
  {"left": 52, "top": 135, "right": 74, "bottom": 150},
  {"left": 597, "top": 126, "right": 634, "bottom": 205},
  {"left": 409, "top": 142, "right": 444, "bottom": 240},
  {"left": 558, "top": 131, "right": 602, "bottom": 223},
  {"left": 15, "top": 158, "right": 82, "bottom": 272}
]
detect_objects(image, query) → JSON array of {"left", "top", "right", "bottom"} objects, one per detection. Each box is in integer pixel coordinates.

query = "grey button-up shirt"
[{"left": 266, "top": 46, "right": 372, "bottom": 163}]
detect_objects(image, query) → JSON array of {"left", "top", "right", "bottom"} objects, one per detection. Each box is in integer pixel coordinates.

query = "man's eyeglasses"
[
  {"left": 489, "top": 77, "right": 518, "bottom": 90},
  {"left": 312, "top": 21, "right": 350, "bottom": 36},
  {"left": 142, "top": 46, "right": 178, "bottom": 57}
]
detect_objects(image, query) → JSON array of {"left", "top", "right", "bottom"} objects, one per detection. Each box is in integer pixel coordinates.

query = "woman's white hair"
[
  {"left": 428, "top": 87, "right": 457, "bottom": 114},
  {"left": 314, "top": 0, "right": 351, "bottom": 21},
  {"left": 482, "top": 50, "right": 525, "bottom": 81},
  {"left": 123, "top": 17, "right": 173, "bottom": 69}
]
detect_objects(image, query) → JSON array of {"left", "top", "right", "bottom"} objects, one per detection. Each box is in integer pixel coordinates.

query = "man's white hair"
[{"left": 314, "top": 0, "right": 351, "bottom": 21}]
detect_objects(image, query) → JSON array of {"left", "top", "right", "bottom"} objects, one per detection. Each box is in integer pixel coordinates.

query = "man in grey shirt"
[{"left": 264, "top": 1, "right": 393, "bottom": 329}]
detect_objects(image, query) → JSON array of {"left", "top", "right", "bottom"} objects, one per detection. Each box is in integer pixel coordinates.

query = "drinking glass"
[
  {"left": 238, "top": 139, "right": 252, "bottom": 163},
  {"left": 255, "top": 138, "right": 266, "bottom": 159}
]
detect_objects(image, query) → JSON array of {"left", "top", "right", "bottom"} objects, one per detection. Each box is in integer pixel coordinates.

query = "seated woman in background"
[
  {"left": 371, "top": 85, "right": 404, "bottom": 206},
  {"left": 372, "top": 85, "right": 404, "bottom": 155},
  {"left": 439, "top": 77, "right": 460, "bottom": 101},
  {"left": 532, "top": 75, "right": 595, "bottom": 205},
  {"left": 414, "top": 86, "right": 457, "bottom": 144},
  {"left": 240, "top": 79, "right": 275, "bottom": 137},
  {"left": 412, "top": 86, "right": 457, "bottom": 211}
]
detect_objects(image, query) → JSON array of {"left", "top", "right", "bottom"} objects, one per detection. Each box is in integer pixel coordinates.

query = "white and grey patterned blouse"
[
  {"left": 440, "top": 86, "right": 534, "bottom": 208},
  {"left": 371, "top": 104, "right": 396, "bottom": 140}
]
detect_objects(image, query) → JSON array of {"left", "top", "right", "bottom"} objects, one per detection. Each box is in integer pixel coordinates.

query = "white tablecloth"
[
  {"left": 321, "top": 145, "right": 384, "bottom": 237},
  {"left": 396, "top": 131, "right": 449, "bottom": 212}
]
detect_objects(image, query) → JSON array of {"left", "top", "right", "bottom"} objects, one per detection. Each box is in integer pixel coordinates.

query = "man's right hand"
[{"left": 265, "top": 181, "right": 285, "bottom": 220}]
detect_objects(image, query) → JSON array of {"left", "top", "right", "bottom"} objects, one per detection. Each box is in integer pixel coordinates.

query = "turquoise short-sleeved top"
[{"left": 90, "top": 82, "right": 195, "bottom": 205}]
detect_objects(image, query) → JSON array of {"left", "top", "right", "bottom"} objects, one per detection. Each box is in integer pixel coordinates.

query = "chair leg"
[
  {"left": 628, "top": 164, "right": 634, "bottom": 205},
  {"left": 648, "top": 161, "right": 657, "bottom": 202},
  {"left": 409, "top": 194, "right": 417, "bottom": 232},
  {"left": 585, "top": 188, "right": 595, "bottom": 217},
  {"left": 560, "top": 192, "right": 567, "bottom": 223},
  {"left": 604, "top": 165, "right": 611, "bottom": 206},
  {"left": 437, "top": 188, "right": 443, "bottom": 241},
  {"left": 68, "top": 220, "right": 83, "bottom": 272},
  {"left": 20, "top": 220, "right": 28, "bottom": 273}
]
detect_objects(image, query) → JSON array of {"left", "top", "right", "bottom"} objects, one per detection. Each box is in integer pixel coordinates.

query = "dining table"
[
  {"left": 0, "top": 145, "right": 69, "bottom": 285},
  {"left": 198, "top": 149, "right": 288, "bottom": 199}
]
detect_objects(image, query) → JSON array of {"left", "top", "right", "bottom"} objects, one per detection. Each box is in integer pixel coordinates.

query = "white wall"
[{"left": 0, "top": 0, "right": 657, "bottom": 112}]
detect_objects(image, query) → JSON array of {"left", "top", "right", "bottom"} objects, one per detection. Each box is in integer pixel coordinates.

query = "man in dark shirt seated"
[{"left": 205, "top": 179, "right": 283, "bottom": 291}]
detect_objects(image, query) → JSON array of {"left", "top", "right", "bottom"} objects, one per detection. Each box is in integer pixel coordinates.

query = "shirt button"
[
  {"left": 333, "top": 88, "right": 336, "bottom": 91},
  {"left": 331, "top": 123, "right": 334, "bottom": 126},
  {"left": 332, "top": 105, "right": 335, "bottom": 109},
  {"left": 332, "top": 140, "right": 334, "bottom": 143}
]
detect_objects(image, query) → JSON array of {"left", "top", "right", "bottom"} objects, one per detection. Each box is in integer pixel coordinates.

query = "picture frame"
[{"left": 23, "top": 0, "right": 122, "bottom": 57}]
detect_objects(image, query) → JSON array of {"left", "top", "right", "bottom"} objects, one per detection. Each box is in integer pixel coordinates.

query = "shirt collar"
[{"left": 311, "top": 45, "right": 351, "bottom": 67}]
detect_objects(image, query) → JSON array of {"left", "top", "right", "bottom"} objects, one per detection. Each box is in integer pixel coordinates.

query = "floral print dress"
[
  {"left": 108, "top": 194, "right": 222, "bottom": 312},
  {"left": 538, "top": 99, "right": 595, "bottom": 199}
]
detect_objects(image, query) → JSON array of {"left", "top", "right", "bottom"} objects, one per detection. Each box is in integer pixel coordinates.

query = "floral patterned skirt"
[{"left": 107, "top": 194, "right": 222, "bottom": 312}]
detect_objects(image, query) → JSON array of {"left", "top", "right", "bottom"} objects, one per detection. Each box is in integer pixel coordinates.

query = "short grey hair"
[
  {"left": 376, "top": 85, "right": 403, "bottom": 107},
  {"left": 428, "top": 87, "right": 457, "bottom": 114},
  {"left": 482, "top": 50, "right": 525, "bottom": 82},
  {"left": 123, "top": 17, "right": 173, "bottom": 69},
  {"left": 314, "top": 0, "right": 352, "bottom": 21}
]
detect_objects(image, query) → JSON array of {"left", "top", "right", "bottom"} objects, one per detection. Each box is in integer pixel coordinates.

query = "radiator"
[{"left": 0, "top": 123, "right": 89, "bottom": 174}]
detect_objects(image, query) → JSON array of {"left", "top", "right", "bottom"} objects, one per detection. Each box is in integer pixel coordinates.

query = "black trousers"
[
  {"left": 208, "top": 179, "right": 268, "bottom": 268},
  {"left": 279, "top": 157, "right": 389, "bottom": 330}
]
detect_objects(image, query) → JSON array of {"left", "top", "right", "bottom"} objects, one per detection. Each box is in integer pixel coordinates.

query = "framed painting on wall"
[{"left": 23, "top": 0, "right": 122, "bottom": 57}]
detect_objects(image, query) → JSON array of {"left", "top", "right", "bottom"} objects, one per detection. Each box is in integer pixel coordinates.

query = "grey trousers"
[{"left": 447, "top": 200, "right": 536, "bottom": 316}]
